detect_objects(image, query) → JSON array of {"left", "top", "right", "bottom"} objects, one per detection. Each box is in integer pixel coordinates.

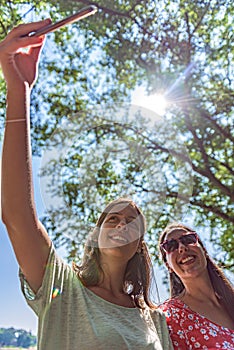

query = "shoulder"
[
  {"left": 158, "top": 297, "right": 182, "bottom": 311},
  {"left": 43, "top": 244, "right": 73, "bottom": 277},
  {"left": 158, "top": 298, "right": 187, "bottom": 324}
]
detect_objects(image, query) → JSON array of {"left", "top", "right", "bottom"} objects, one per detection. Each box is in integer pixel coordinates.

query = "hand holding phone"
[{"left": 29, "top": 5, "right": 97, "bottom": 37}]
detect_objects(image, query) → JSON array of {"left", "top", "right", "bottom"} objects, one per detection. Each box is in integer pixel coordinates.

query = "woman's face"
[
  {"left": 98, "top": 203, "right": 142, "bottom": 261},
  {"left": 162, "top": 229, "right": 207, "bottom": 281}
]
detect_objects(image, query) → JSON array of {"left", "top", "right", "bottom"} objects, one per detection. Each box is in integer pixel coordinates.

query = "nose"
[
  {"left": 178, "top": 241, "right": 188, "bottom": 253},
  {"left": 116, "top": 218, "right": 128, "bottom": 231}
]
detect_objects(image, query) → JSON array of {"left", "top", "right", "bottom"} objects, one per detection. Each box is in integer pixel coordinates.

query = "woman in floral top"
[{"left": 158, "top": 222, "right": 234, "bottom": 349}]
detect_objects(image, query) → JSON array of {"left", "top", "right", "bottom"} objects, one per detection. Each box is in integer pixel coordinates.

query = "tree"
[
  {"left": 0, "top": 0, "right": 233, "bottom": 270},
  {"left": 0, "top": 327, "right": 36, "bottom": 348},
  {"left": 0, "top": 327, "right": 16, "bottom": 346},
  {"left": 17, "top": 329, "right": 36, "bottom": 348}
]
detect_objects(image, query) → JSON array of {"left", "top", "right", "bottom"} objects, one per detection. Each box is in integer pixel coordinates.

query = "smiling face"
[
  {"left": 98, "top": 202, "right": 142, "bottom": 261},
  {"left": 163, "top": 229, "right": 208, "bottom": 281}
]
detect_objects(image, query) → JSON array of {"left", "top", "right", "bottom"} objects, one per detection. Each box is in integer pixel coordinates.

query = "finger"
[
  {"left": 5, "top": 35, "right": 45, "bottom": 55},
  {"left": 0, "top": 20, "right": 50, "bottom": 55},
  {"left": 8, "top": 19, "right": 52, "bottom": 39}
]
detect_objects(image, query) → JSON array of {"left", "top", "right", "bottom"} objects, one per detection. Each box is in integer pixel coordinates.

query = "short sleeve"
[{"left": 19, "top": 245, "right": 71, "bottom": 316}]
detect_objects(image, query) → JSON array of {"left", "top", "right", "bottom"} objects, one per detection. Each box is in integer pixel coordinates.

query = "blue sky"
[{"left": 0, "top": 223, "right": 38, "bottom": 334}]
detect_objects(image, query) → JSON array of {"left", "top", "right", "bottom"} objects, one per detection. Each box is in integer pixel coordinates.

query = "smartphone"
[{"left": 29, "top": 5, "right": 98, "bottom": 37}]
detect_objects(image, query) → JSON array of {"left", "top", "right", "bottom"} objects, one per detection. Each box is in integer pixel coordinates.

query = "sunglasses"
[{"left": 161, "top": 232, "right": 198, "bottom": 253}]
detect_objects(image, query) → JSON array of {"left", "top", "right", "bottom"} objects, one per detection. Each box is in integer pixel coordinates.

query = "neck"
[
  {"left": 99, "top": 256, "right": 127, "bottom": 295},
  {"left": 180, "top": 271, "right": 219, "bottom": 304}
]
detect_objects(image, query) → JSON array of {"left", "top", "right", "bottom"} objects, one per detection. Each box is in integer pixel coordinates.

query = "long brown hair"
[
  {"left": 73, "top": 198, "right": 155, "bottom": 309},
  {"left": 159, "top": 222, "right": 234, "bottom": 321}
]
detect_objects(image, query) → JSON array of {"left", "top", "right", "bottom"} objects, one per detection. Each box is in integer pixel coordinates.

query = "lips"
[
  {"left": 109, "top": 233, "right": 128, "bottom": 244},
  {"left": 179, "top": 255, "right": 196, "bottom": 265}
]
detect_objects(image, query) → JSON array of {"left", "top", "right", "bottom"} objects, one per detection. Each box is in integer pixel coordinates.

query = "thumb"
[{"left": 28, "top": 35, "right": 46, "bottom": 62}]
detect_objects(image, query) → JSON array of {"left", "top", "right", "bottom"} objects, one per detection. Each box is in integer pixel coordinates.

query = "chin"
[{"left": 100, "top": 246, "right": 135, "bottom": 260}]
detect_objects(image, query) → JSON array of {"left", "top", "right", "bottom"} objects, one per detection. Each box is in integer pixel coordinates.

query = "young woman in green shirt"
[{"left": 0, "top": 20, "right": 173, "bottom": 350}]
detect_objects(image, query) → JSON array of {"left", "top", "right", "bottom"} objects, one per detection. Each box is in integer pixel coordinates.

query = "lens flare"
[{"left": 133, "top": 92, "right": 167, "bottom": 116}]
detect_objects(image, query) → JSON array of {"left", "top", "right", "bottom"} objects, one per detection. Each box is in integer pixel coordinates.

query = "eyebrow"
[
  {"left": 166, "top": 231, "right": 194, "bottom": 240},
  {"left": 107, "top": 212, "right": 138, "bottom": 220}
]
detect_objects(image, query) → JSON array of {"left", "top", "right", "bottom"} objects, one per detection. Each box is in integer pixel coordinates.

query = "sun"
[
  {"left": 139, "top": 93, "right": 167, "bottom": 116},
  {"left": 132, "top": 88, "right": 167, "bottom": 116}
]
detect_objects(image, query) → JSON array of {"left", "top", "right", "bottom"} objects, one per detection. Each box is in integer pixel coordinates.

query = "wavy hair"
[
  {"left": 159, "top": 222, "right": 234, "bottom": 321},
  {"left": 73, "top": 198, "right": 155, "bottom": 309}
]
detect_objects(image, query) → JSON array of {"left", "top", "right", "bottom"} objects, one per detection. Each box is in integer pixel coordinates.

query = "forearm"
[
  {"left": 2, "top": 83, "right": 36, "bottom": 230},
  {"left": 0, "top": 20, "right": 52, "bottom": 292}
]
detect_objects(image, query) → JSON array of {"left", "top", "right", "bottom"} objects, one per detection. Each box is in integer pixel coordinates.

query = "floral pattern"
[{"left": 159, "top": 298, "right": 234, "bottom": 350}]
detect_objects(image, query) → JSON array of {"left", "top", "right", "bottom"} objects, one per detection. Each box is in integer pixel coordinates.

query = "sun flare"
[{"left": 132, "top": 88, "right": 167, "bottom": 116}]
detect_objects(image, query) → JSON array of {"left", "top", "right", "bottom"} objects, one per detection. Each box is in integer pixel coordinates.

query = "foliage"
[
  {"left": 0, "top": 0, "right": 233, "bottom": 270},
  {"left": 0, "top": 327, "right": 36, "bottom": 348}
]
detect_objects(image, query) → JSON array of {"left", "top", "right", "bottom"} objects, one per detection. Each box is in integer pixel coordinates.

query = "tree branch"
[
  {"left": 197, "top": 107, "right": 234, "bottom": 143},
  {"left": 184, "top": 115, "right": 234, "bottom": 200}
]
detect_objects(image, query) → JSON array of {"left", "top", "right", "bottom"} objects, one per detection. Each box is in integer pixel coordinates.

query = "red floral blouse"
[{"left": 159, "top": 298, "right": 234, "bottom": 350}]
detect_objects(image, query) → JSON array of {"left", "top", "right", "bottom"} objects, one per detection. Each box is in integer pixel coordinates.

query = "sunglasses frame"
[{"left": 160, "top": 232, "right": 198, "bottom": 253}]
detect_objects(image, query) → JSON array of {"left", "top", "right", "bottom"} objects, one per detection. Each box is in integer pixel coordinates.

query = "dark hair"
[
  {"left": 159, "top": 222, "right": 234, "bottom": 321},
  {"left": 73, "top": 198, "right": 155, "bottom": 309}
]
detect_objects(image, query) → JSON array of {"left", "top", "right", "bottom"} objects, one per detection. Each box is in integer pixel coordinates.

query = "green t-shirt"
[{"left": 20, "top": 246, "right": 173, "bottom": 350}]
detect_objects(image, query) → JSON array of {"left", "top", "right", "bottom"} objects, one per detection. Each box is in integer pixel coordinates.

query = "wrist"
[
  {"left": 6, "top": 81, "right": 31, "bottom": 99},
  {"left": 6, "top": 82, "right": 31, "bottom": 120}
]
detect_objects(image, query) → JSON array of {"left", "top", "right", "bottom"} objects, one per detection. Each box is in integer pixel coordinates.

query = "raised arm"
[{"left": 0, "top": 21, "right": 52, "bottom": 293}]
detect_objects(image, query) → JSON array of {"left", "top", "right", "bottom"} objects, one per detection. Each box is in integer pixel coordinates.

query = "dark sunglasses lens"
[
  {"left": 163, "top": 239, "right": 178, "bottom": 253},
  {"left": 180, "top": 233, "right": 197, "bottom": 245}
]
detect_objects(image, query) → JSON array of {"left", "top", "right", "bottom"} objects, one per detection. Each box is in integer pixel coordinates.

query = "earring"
[
  {"left": 166, "top": 262, "right": 173, "bottom": 273},
  {"left": 137, "top": 242, "right": 144, "bottom": 254},
  {"left": 137, "top": 246, "right": 142, "bottom": 254}
]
